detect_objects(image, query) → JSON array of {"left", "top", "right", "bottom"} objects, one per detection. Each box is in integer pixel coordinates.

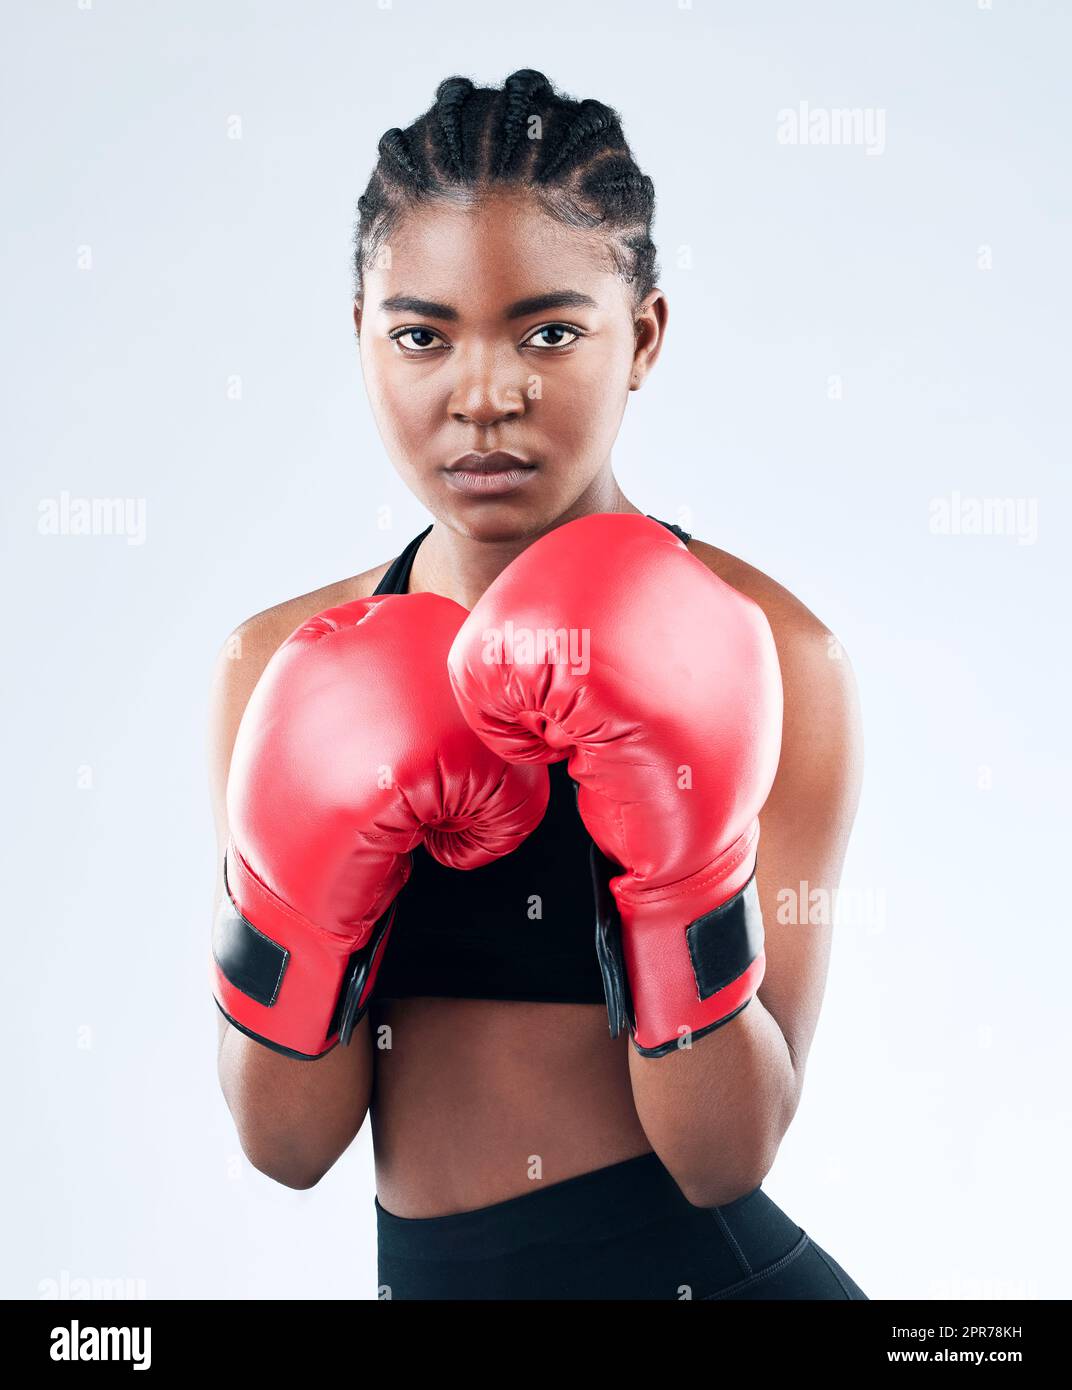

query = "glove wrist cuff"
[
  {"left": 211, "top": 846, "right": 392, "bottom": 1059},
  {"left": 592, "top": 834, "right": 767, "bottom": 1059},
  {"left": 625, "top": 875, "right": 766, "bottom": 1056}
]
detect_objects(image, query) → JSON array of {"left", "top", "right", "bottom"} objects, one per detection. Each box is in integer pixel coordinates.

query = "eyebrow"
[{"left": 378, "top": 290, "right": 599, "bottom": 322}]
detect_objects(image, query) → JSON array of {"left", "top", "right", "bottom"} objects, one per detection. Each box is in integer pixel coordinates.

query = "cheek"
[
  {"left": 364, "top": 365, "right": 438, "bottom": 448},
  {"left": 546, "top": 371, "right": 626, "bottom": 446},
  {"left": 545, "top": 337, "right": 632, "bottom": 411}
]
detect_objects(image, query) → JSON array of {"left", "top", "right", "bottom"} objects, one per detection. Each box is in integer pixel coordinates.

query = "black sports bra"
[{"left": 371, "top": 516, "right": 693, "bottom": 1004}]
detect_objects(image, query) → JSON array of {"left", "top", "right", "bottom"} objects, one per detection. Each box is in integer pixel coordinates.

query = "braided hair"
[{"left": 354, "top": 69, "right": 658, "bottom": 312}]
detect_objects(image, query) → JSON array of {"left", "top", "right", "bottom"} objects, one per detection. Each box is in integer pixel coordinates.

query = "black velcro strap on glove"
[
  {"left": 589, "top": 840, "right": 634, "bottom": 1041},
  {"left": 212, "top": 864, "right": 289, "bottom": 1008},
  {"left": 686, "top": 874, "right": 765, "bottom": 1001}
]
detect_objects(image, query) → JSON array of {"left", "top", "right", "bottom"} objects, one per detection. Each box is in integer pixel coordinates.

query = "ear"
[{"left": 630, "top": 288, "right": 668, "bottom": 389}]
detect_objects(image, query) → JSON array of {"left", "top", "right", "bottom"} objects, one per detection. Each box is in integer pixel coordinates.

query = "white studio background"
[{"left": 2, "top": 0, "right": 1068, "bottom": 1301}]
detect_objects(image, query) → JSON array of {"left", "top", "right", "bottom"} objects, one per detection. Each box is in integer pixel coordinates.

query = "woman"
[{"left": 208, "top": 69, "right": 868, "bottom": 1300}]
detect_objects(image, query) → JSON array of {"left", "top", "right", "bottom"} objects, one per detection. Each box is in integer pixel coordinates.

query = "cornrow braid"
[
  {"left": 494, "top": 69, "right": 552, "bottom": 180},
  {"left": 431, "top": 76, "right": 473, "bottom": 179},
  {"left": 353, "top": 68, "right": 658, "bottom": 310}
]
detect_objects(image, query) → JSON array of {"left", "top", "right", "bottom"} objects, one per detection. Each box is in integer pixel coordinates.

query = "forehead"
[{"left": 373, "top": 189, "right": 621, "bottom": 301}]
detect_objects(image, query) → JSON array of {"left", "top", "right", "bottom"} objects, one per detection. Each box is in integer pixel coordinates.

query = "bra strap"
[
  {"left": 372, "top": 524, "right": 432, "bottom": 596},
  {"left": 646, "top": 514, "right": 693, "bottom": 543}
]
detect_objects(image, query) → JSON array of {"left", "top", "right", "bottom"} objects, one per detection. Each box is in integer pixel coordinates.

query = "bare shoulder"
[
  {"left": 685, "top": 536, "right": 864, "bottom": 824},
  {"left": 685, "top": 537, "right": 827, "bottom": 645},
  {"left": 218, "top": 560, "right": 392, "bottom": 682},
  {"left": 686, "top": 535, "right": 853, "bottom": 682}
]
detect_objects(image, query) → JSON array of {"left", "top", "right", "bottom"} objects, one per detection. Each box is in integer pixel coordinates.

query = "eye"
[
  {"left": 522, "top": 323, "right": 581, "bottom": 350},
  {"left": 389, "top": 326, "right": 446, "bottom": 353}
]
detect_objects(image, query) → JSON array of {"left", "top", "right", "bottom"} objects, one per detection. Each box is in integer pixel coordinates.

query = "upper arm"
[
  {"left": 207, "top": 619, "right": 285, "bottom": 1045},
  {"left": 753, "top": 614, "right": 864, "bottom": 1076},
  {"left": 685, "top": 537, "right": 864, "bottom": 1083},
  {"left": 206, "top": 572, "right": 383, "bottom": 898},
  {"left": 207, "top": 621, "right": 278, "bottom": 903}
]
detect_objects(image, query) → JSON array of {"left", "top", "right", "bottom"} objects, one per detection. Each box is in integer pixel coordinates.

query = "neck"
[{"left": 408, "top": 470, "right": 642, "bottom": 610}]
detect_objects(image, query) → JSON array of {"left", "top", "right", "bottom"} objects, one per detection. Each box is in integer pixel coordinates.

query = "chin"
[{"left": 436, "top": 496, "right": 562, "bottom": 545}]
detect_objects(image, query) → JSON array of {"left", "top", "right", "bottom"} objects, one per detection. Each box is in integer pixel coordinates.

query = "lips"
[
  {"left": 443, "top": 451, "right": 538, "bottom": 498},
  {"left": 446, "top": 451, "right": 533, "bottom": 474}
]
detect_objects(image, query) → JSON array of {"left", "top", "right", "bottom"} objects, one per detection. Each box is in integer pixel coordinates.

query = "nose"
[{"left": 448, "top": 352, "right": 527, "bottom": 426}]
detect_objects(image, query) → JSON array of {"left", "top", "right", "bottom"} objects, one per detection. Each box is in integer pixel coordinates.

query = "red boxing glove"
[
  {"left": 212, "top": 593, "right": 548, "bottom": 1059},
  {"left": 447, "top": 514, "right": 783, "bottom": 1057}
]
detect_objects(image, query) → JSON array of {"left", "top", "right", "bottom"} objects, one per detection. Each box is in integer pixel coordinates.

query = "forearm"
[
  {"left": 216, "top": 1014, "right": 373, "bottom": 1188},
  {"left": 627, "top": 995, "right": 801, "bottom": 1209}
]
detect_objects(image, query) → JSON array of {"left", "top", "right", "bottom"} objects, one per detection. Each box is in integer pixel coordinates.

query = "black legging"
[{"left": 376, "top": 1150, "right": 868, "bottom": 1300}]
